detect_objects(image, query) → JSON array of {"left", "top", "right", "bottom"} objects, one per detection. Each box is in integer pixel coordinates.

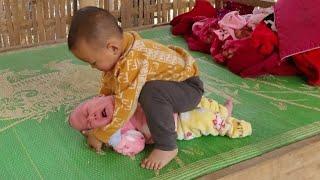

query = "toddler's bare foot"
[
  {"left": 141, "top": 148, "right": 178, "bottom": 170},
  {"left": 225, "top": 97, "right": 233, "bottom": 118}
]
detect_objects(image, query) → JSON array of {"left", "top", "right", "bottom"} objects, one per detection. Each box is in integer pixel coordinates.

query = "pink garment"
[
  {"left": 192, "top": 18, "right": 220, "bottom": 44},
  {"left": 112, "top": 130, "right": 145, "bottom": 157},
  {"left": 215, "top": 7, "right": 274, "bottom": 40},
  {"left": 189, "top": 16, "right": 237, "bottom": 63},
  {"left": 187, "top": 7, "right": 274, "bottom": 57},
  {"left": 190, "top": 18, "right": 221, "bottom": 55},
  {"left": 190, "top": 17, "right": 231, "bottom": 63},
  {"left": 275, "top": 0, "right": 320, "bottom": 60},
  {"left": 246, "top": 7, "right": 274, "bottom": 30},
  {"left": 252, "top": 6, "right": 274, "bottom": 15},
  {"left": 216, "top": 11, "right": 247, "bottom": 40}
]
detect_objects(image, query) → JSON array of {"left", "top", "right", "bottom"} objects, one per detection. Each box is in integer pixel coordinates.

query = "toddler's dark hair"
[{"left": 68, "top": 6, "right": 123, "bottom": 50}]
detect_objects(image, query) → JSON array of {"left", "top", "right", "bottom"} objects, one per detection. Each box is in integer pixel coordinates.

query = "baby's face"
[
  {"left": 69, "top": 96, "right": 114, "bottom": 131},
  {"left": 85, "top": 96, "right": 115, "bottom": 130},
  {"left": 71, "top": 38, "right": 122, "bottom": 72}
]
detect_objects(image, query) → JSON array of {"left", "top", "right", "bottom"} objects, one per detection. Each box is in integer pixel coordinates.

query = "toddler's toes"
[
  {"left": 141, "top": 159, "right": 147, "bottom": 168},
  {"left": 151, "top": 162, "right": 158, "bottom": 170},
  {"left": 146, "top": 160, "right": 153, "bottom": 169},
  {"left": 155, "top": 162, "right": 162, "bottom": 170}
]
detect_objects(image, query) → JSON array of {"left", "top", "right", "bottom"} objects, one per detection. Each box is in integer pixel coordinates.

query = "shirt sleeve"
[
  {"left": 99, "top": 71, "right": 114, "bottom": 95},
  {"left": 93, "top": 56, "right": 149, "bottom": 143}
]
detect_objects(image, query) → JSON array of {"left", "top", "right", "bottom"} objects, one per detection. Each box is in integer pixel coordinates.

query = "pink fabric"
[
  {"left": 192, "top": 18, "right": 220, "bottom": 43},
  {"left": 182, "top": 7, "right": 274, "bottom": 60},
  {"left": 112, "top": 130, "right": 145, "bottom": 157},
  {"left": 128, "top": 104, "right": 153, "bottom": 143},
  {"left": 189, "top": 12, "right": 256, "bottom": 63},
  {"left": 190, "top": 17, "right": 232, "bottom": 63},
  {"left": 246, "top": 7, "right": 274, "bottom": 30},
  {"left": 183, "top": 17, "right": 225, "bottom": 57},
  {"left": 217, "top": 11, "right": 247, "bottom": 40},
  {"left": 275, "top": 0, "right": 320, "bottom": 60}
]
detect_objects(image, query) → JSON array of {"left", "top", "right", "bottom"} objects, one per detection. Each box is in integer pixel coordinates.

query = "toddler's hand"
[{"left": 82, "top": 130, "right": 103, "bottom": 152}]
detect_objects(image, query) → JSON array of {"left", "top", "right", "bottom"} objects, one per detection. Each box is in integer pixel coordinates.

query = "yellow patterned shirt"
[{"left": 93, "top": 31, "right": 199, "bottom": 143}]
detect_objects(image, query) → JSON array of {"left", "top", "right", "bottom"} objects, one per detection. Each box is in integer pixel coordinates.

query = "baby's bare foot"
[
  {"left": 141, "top": 148, "right": 178, "bottom": 170},
  {"left": 225, "top": 97, "right": 233, "bottom": 118}
]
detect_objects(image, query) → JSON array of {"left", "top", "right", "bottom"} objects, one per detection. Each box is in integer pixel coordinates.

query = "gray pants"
[{"left": 138, "top": 76, "right": 204, "bottom": 151}]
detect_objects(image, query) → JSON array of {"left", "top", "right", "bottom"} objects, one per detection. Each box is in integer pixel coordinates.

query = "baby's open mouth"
[{"left": 102, "top": 108, "right": 107, "bottom": 117}]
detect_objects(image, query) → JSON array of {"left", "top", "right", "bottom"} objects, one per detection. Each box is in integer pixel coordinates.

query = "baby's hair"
[{"left": 68, "top": 6, "right": 123, "bottom": 50}]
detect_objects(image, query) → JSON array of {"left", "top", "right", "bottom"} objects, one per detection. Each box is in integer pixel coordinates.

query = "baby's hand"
[{"left": 82, "top": 130, "right": 103, "bottom": 152}]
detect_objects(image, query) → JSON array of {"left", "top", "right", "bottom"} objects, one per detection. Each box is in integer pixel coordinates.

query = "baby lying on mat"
[{"left": 69, "top": 96, "right": 252, "bottom": 157}]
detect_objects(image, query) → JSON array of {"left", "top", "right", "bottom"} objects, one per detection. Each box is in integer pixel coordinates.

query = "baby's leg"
[
  {"left": 138, "top": 77, "right": 203, "bottom": 170},
  {"left": 224, "top": 97, "right": 233, "bottom": 118}
]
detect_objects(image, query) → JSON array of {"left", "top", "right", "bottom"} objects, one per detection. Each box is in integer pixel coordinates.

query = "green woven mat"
[{"left": 1, "top": 26, "right": 319, "bottom": 179}]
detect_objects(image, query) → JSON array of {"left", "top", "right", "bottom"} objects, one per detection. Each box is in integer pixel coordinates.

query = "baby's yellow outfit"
[{"left": 176, "top": 97, "right": 252, "bottom": 140}]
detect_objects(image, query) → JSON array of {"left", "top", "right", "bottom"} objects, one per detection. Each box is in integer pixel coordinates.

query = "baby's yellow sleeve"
[{"left": 93, "top": 57, "right": 149, "bottom": 143}]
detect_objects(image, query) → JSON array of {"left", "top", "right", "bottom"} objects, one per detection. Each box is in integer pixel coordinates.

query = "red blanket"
[
  {"left": 293, "top": 49, "right": 320, "bottom": 86},
  {"left": 170, "top": 0, "right": 320, "bottom": 85}
]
